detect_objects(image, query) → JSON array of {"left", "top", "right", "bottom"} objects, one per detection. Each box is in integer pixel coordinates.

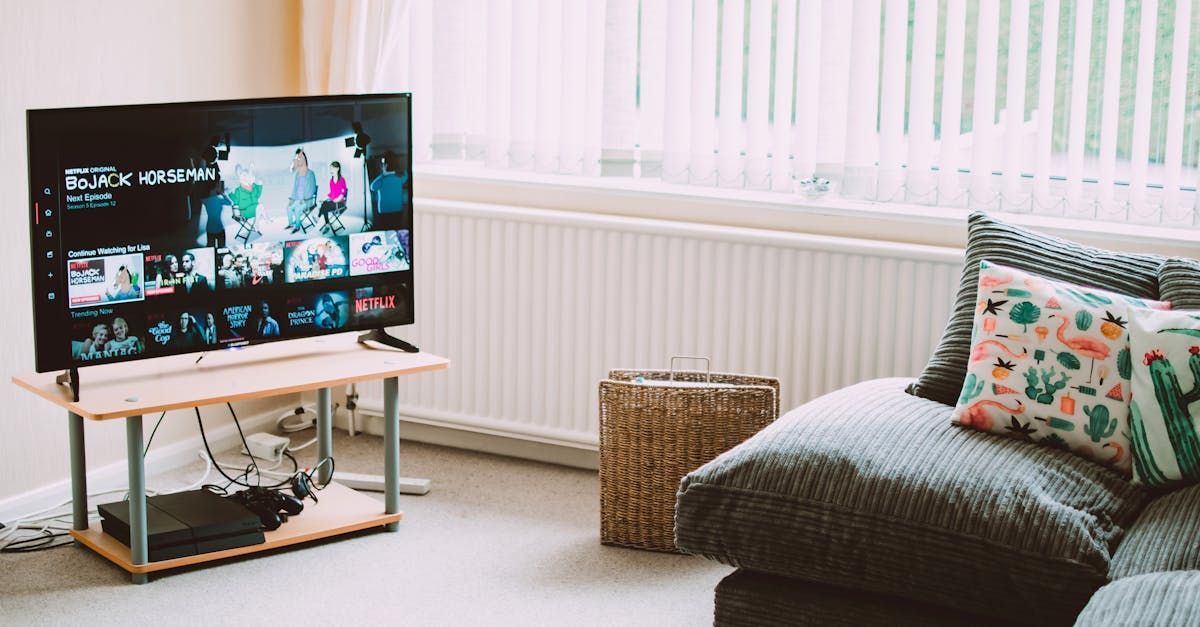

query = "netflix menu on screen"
[{"left": 27, "top": 95, "right": 415, "bottom": 372}]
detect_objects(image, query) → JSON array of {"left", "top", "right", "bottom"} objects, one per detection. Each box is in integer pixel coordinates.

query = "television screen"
[{"left": 27, "top": 94, "right": 414, "bottom": 372}]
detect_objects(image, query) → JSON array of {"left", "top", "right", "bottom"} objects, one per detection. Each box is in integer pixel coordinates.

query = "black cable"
[
  {"left": 233, "top": 455, "right": 297, "bottom": 490},
  {"left": 226, "top": 402, "right": 301, "bottom": 487},
  {"left": 1, "top": 531, "right": 72, "bottom": 553},
  {"left": 142, "top": 411, "right": 168, "bottom": 458},
  {"left": 224, "top": 463, "right": 255, "bottom": 491},
  {"left": 194, "top": 406, "right": 296, "bottom": 489},
  {"left": 195, "top": 407, "right": 266, "bottom": 488},
  {"left": 6, "top": 541, "right": 74, "bottom": 553},
  {"left": 276, "top": 453, "right": 300, "bottom": 483},
  {"left": 309, "top": 456, "right": 335, "bottom": 490},
  {"left": 225, "top": 402, "right": 261, "bottom": 486}
]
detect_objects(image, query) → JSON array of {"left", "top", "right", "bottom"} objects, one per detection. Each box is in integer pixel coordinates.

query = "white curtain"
[
  {"left": 301, "top": 0, "right": 426, "bottom": 159},
  {"left": 302, "top": 0, "right": 1200, "bottom": 229}
]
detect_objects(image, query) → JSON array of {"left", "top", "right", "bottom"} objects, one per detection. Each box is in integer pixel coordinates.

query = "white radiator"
[{"left": 355, "top": 199, "right": 964, "bottom": 448}]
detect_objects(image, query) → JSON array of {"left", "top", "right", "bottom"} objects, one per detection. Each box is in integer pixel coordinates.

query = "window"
[{"left": 306, "top": 0, "right": 1200, "bottom": 228}]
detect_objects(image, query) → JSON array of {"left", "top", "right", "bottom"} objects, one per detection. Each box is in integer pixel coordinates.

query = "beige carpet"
[{"left": 0, "top": 431, "right": 729, "bottom": 626}]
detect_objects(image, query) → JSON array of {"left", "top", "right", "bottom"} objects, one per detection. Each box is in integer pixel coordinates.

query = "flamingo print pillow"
[{"left": 951, "top": 261, "right": 1171, "bottom": 475}]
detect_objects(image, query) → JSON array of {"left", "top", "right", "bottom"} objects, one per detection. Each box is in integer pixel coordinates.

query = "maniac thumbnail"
[{"left": 70, "top": 309, "right": 145, "bottom": 362}]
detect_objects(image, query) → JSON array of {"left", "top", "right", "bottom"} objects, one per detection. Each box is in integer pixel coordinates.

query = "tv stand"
[
  {"left": 56, "top": 367, "right": 80, "bottom": 402},
  {"left": 12, "top": 335, "right": 449, "bottom": 584},
  {"left": 357, "top": 328, "right": 419, "bottom": 353}
]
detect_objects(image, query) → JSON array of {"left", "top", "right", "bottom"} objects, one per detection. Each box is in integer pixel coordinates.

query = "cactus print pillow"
[
  {"left": 1128, "top": 309, "right": 1200, "bottom": 487},
  {"left": 951, "top": 261, "right": 1171, "bottom": 475}
]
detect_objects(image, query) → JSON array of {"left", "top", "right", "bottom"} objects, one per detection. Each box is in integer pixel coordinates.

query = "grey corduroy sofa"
[{"left": 674, "top": 377, "right": 1200, "bottom": 626}]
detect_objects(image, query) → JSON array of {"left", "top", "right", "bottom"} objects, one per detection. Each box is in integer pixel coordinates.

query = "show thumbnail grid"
[
  {"left": 63, "top": 227, "right": 410, "bottom": 365},
  {"left": 68, "top": 229, "right": 408, "bottom": 311}
]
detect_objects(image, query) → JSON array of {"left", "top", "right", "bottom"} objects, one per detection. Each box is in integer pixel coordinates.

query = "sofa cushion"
[
  {"left": 1075, "top": 571, "right": 1200, "bottom": 626},
  {"left": 1110, "top": 484, "right": 1200, "bottom": 578},
  {"left": 1159, "top": 257, "right": 1200, "bottom": 310},
  {"left": 714, "top": 569, "right": 1018, "bottom": 627},
  {"left": 909, "top": 211, "right": 1164, "bottom": 407},
  {"left": 675, "top": 378, "right": 1149, "bottom": 626}
]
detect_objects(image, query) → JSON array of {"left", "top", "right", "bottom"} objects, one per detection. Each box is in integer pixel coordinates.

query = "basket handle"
[{"left": 669, "top": 356, "right": 711, "bottom": 383}]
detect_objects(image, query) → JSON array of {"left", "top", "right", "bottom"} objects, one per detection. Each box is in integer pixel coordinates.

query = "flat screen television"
[{"left": 26, "top": 94, "right": 415, "bottom": 376}]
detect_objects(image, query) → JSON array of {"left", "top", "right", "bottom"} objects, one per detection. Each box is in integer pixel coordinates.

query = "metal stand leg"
[
  {"left": 317, "top": 388, "right": 334, "bottom": 485},
  {"left": 326, "top": 379, "right": 430, "bottom": 498},
  {"left": 126, "top": 415, "right": 148, "bottom": 585},
  {"left": 384, "top": 377, "right": 400, "bottom": 531},
  {"left": 68, "top": 412, "right": 88, "bottom": 531}
]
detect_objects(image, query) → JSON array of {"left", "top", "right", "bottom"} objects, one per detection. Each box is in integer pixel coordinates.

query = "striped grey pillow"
[
  {"left": 1159, "top": 257, "right": 1200, "bottom": 310},
  {"left": 908, "top": 211, "right": 1166, "bottom": 407}
]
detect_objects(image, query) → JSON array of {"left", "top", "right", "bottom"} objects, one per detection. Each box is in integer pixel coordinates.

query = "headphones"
[
  {"left": 291, "top": 471, "right": 316, "bottom": 502},
  {"left": 290, "top": 457, "right": 333, "bottom": 503}
]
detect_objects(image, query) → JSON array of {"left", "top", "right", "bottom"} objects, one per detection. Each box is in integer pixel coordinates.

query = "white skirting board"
[{"left": 350, "top": 401, "right": 599, "bottom": 471}]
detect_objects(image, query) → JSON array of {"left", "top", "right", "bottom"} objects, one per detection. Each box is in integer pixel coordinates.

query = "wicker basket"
[{"left": 599, "top": 367, "right": 779, "bottom": 552}]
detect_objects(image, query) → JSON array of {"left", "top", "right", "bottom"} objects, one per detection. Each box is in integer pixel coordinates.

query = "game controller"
[
  {"left": 241, "top": 500, "right": 283, "bottom": 531},
  {"left": 227, "top": 486, "right": 304, "bottom": 531}
]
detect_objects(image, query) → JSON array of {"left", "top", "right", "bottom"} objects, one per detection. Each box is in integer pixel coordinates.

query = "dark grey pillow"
[
  {"left": 1159, "top": 256, "right": 1200, "bottom": 310},
  {"left": 1077, "top": 572, "right": 1200, "bottom": 626},
  {"left": 908, "top": 211, "right": 1165, "bottom": 406},
  {"left": 1110, "top": 484, "right": 1200, "bottom": 579},
  {"left": 676, "top": 378, "right": 1148, "bottom": 625}
]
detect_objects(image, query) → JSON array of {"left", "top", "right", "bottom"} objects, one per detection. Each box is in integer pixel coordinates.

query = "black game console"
[{"left": 98, "top": 489, "right": 265, "bottom": 562}]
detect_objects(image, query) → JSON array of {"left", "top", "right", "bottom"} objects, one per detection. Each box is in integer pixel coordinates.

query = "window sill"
[{"left": 414, "top": 164, "right": 1199, "bottom": 258}]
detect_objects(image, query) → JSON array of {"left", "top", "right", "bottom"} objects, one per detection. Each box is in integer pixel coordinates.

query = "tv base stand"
[
  {"left": 56, "top": 367, "right": 80, "bottom": 402},
  {"left": 357, "top": 328, "right": 419, "bottom": 353}
]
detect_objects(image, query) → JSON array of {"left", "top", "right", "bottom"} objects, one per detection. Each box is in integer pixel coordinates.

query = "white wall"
[{"left": 0, "top": 0, "right": 303, "bottom": 501}]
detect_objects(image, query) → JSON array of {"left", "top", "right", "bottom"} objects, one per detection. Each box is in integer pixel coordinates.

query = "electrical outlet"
[{"left": 242, "top": 432, "right": 290, "bottom": 461}]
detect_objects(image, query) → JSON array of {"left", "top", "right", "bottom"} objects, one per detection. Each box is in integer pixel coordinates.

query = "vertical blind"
[{"left": 304, "top": 0, "right": 1200, "bottom": 228}]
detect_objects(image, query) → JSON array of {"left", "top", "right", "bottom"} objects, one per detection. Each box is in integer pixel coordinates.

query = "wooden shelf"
[
  {"left": 12, "top": 332, "right": 449, "bottom": 421},
  {"left": 70, "top": 482, "right": 401, "bottom": 574}
]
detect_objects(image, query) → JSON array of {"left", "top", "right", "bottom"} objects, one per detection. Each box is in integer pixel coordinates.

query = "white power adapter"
[{"left": 242, "top": 432, "right": 291, "bottom": 461}]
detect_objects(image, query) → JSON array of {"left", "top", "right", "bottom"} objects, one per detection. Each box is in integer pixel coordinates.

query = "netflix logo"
[
  {"left": 355, "top": 295, "right": 395, "bottom": 313},
  {"left": 351, "top": 285, "right": 407, "bottom": 327}
]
